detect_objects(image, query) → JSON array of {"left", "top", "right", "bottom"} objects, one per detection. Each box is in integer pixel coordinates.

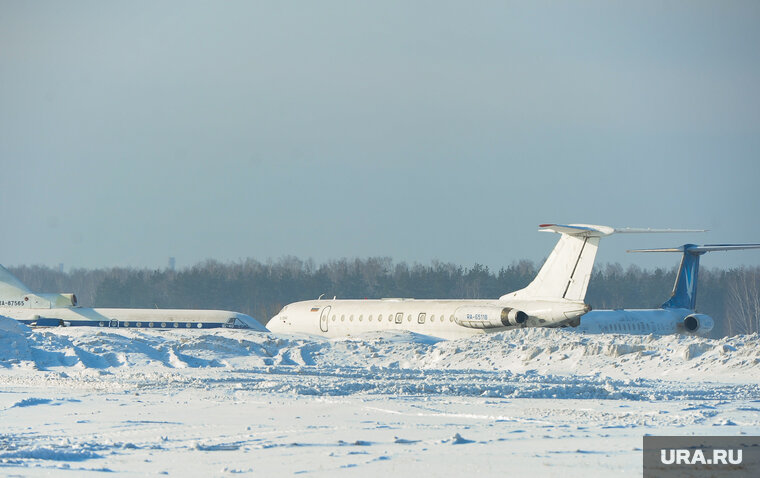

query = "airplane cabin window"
[
  {"left": 377, "top": 314, "right": 382, "bottom": 321},
  {"left": 359, "top": 315, "right": 363, "bottom": 322},
  {"left": 449, "top": 315, "right": 454, "bottom": 322},
  {"left": 395, "top": 313, "right": 403, "bottom": 324},
  {"left": 407, "top": 315, "right": 412, "bottom": 322},
  {"left": 349, "top": 315, "right": 354, "bottom": 322},
  {"left": 332, "top": 315, "right": 336, "bottom": 321},
  {"left": 341, "top": 315, "right": 345, "bottom": 322},
  {"left": 418, "top": 313, "right": 426, "bottom": 324}
]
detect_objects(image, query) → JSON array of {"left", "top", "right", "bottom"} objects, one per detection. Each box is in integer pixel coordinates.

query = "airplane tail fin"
[
  {"left": 502, "top": 224, "right": 704, "bottom": 302},
  {"left": 0, "top": 264, "right": 32, "bottom": 299},
  {"left": 629, "top": 243, "right": 760, "bottom": 310},
  {"left": 0, "top": 264, "right": 78, "bottom": 308}
]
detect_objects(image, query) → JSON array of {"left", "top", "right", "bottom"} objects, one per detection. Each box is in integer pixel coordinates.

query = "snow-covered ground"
[{"left": 2, "top": 316, "right": 759, "bottom": 476}]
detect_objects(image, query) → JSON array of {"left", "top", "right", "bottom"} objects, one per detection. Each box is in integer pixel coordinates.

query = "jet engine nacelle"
[
  {"left": 25, "top": 293, "right": 78, "bottom": 308},
  {"left": 683, "top": 313, "right": 714, "bottom": 335},
  {"left": 454, "top": 306, "right": 528, "bottom": 329}
]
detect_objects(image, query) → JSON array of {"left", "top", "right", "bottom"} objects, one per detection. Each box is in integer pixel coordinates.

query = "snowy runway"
[{"left": 2, "top": 320, "right": 759, "bottom": 476}]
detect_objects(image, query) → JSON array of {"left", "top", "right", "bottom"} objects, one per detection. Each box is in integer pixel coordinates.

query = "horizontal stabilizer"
[
  {"left": 629, "top": 243, "right": 760, "bottom": 254},
  {"left": 539, "top": 224, "right": 705, "bottom": 238}
]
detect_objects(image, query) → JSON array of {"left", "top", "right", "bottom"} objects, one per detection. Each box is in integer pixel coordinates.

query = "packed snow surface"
[{"left": 1, "top": 316, "right": 759, "bottom": 476}]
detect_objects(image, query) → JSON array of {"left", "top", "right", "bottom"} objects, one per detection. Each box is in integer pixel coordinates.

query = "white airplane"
[
  {"left": 574, "top": 243, "right": 760, "bottom": 336},
  {"left": 267, "top": 224, "right": 700, "bottom": 339},
  {"left": 0, "top": 264, "right": 267, "bottom": 331}
]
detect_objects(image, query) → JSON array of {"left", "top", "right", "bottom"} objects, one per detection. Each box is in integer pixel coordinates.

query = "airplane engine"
[
  {"left": 454, "top": 306, "right": 528, "bottom": 329},
  {"left": 31, "top": 293, "right": 78, "bottom": 308},
  {"left": 683, "top": 313, "right": 714, "bottom": 335}
]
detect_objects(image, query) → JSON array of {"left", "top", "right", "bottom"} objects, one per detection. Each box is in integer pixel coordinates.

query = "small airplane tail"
[
  {"left": 503, "top": 224, "right": 704, "bottom": 302},
  {"left": 0, "top": 264, "right": 78, "bottom": 308},
  {"left": 0, "top": 264, "right": 32, "bottom": 299},
  {"left": 629, "top": 243, "right": 760, "bottom": 310}
]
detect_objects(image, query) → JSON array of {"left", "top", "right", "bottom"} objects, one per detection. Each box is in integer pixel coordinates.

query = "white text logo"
[{"left": 660, "top": 449, "right": 742, "bottom": 465}]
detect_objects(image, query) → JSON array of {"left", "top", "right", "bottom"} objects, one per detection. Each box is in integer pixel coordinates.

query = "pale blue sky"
[{"left": 1, "top": 1, "right": 759, "bottom": 271}]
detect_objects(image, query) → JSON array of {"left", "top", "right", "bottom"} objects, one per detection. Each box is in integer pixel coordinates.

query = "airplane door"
[{"left": 319, "top": 306, "right": 331, "bottom": 333}]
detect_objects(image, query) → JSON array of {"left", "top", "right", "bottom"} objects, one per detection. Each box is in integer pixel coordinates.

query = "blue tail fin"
[
  {"left": 662, "top": 247, "right": 701, "bottom": 310},
  {"left": 628, "top": 243, "right": 760, "bottom": 311}
]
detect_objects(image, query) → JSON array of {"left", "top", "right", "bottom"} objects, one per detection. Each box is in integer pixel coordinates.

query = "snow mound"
[
  {"left": 0, "top": 315, "right": 29, "bottom": 334},
  {"left": 1, "top": 325, "right": 759, "bottom": 401}
]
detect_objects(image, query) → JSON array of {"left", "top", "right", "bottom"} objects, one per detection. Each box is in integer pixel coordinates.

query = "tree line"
[{"left": 8, "top": 258, "right": 760, "bottom": 337}]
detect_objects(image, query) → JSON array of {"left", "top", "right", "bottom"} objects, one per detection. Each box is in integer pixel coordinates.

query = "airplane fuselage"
[
  {"left": 267, "top": 297, "right": 590, "bottom": 340},
  {"left": 573, "top": 307, "right": 713, "bottom": 336},
  {"left": 0, "top": 305, "right": 264, "bottom": 330}
]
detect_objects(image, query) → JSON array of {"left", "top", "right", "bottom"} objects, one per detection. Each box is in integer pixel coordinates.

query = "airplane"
[
  {"left": 0, "top": 264, "right": 267, "bottom": 331},
  {"left": 573, "top": 243, "right": 760, "bottom": 336},
  {"left": 267, "top": 224, "right": 702, "bottom": 339}
]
